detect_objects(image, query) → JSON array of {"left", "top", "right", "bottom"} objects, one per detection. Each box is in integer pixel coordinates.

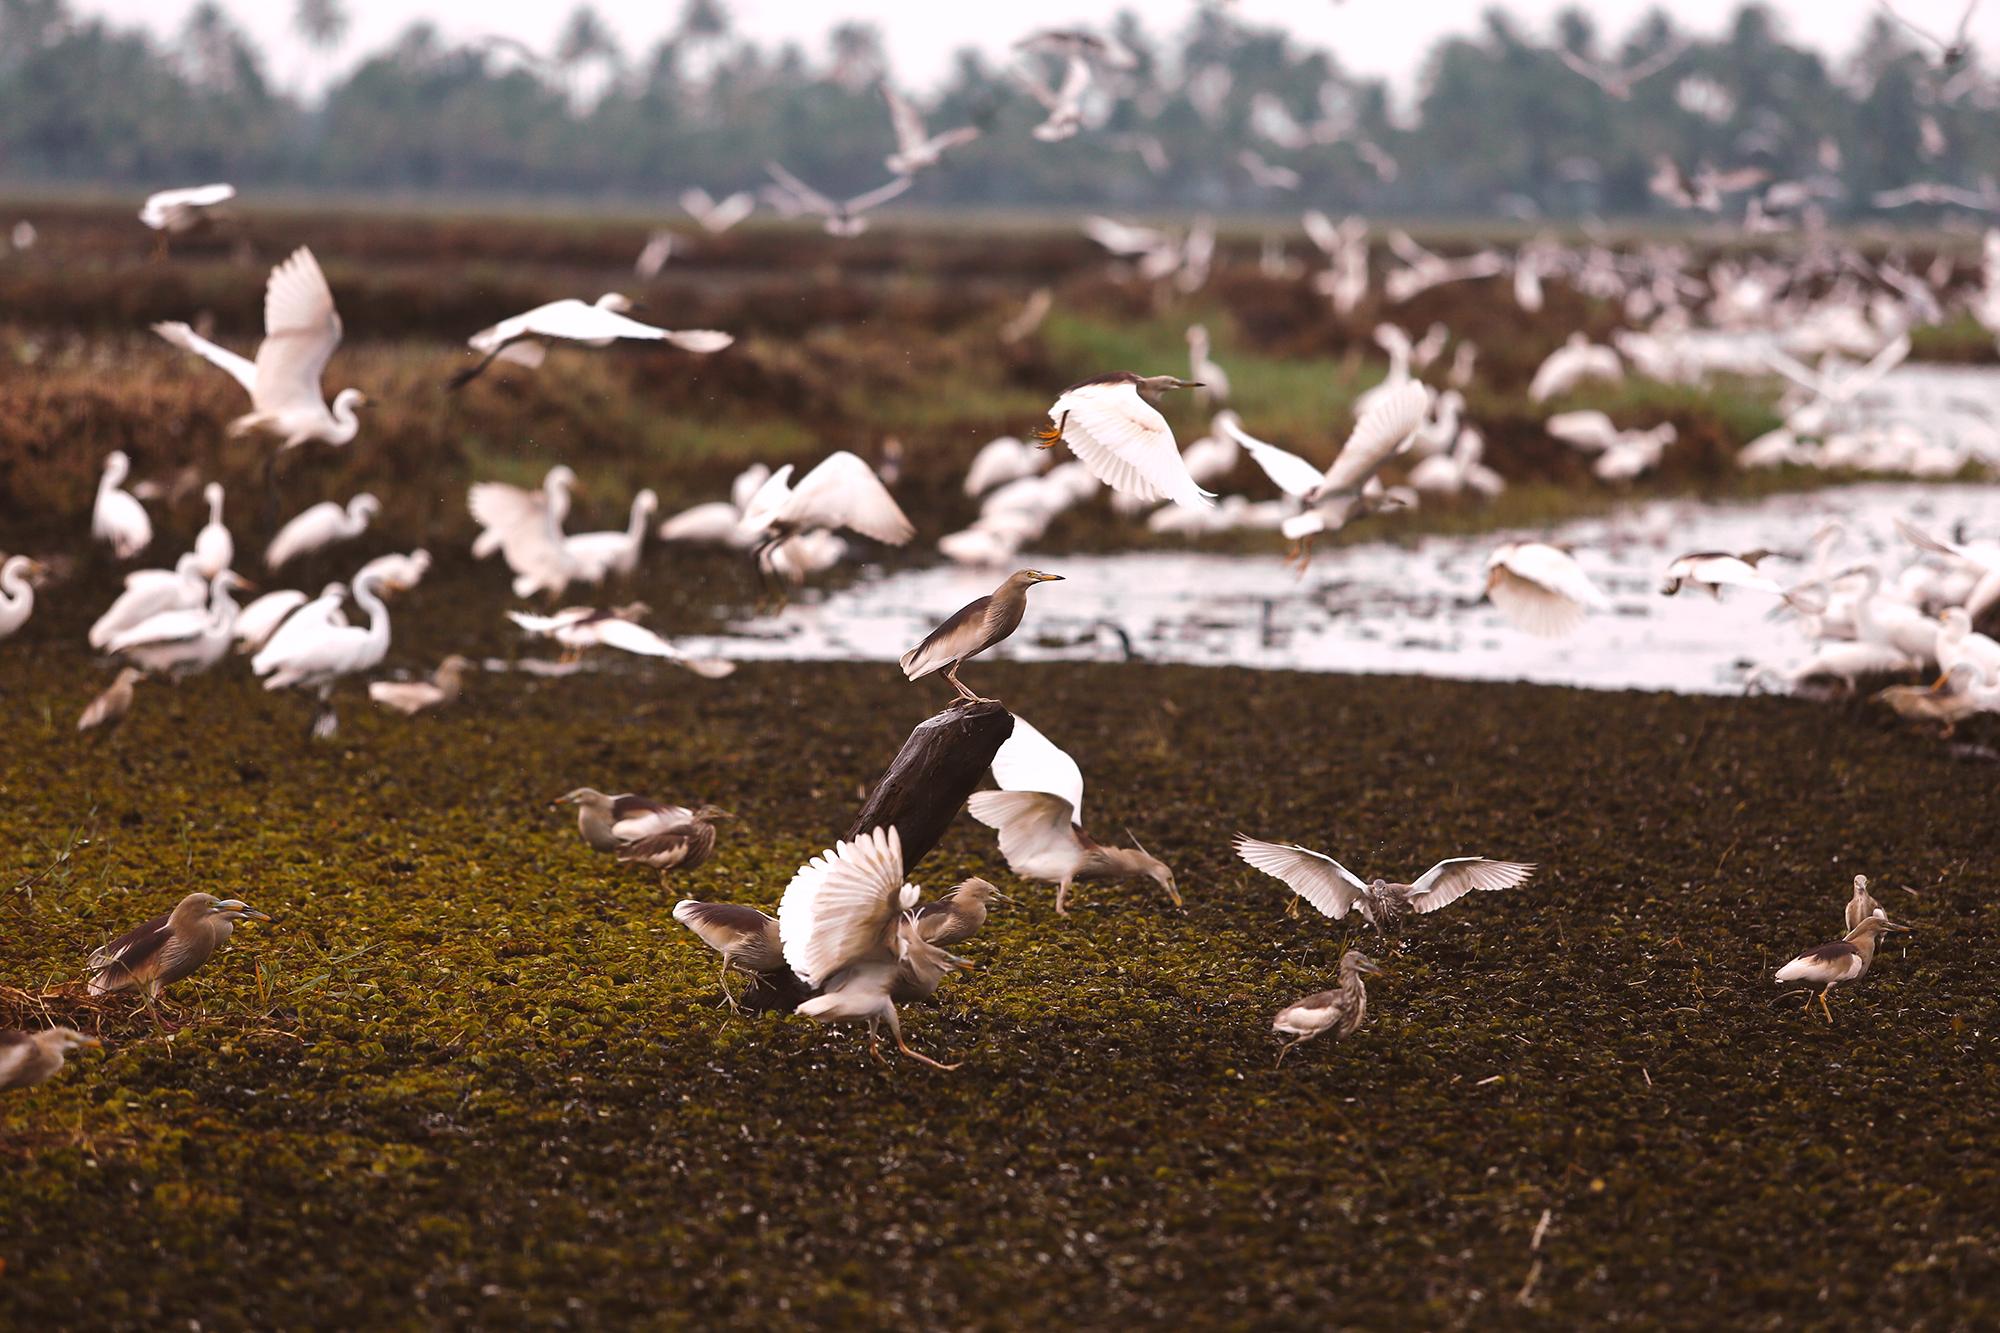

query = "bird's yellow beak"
[
  {"left": 243, "top": 909, "right": 272, "bottom": 923},
  {"left": 1035, "top": 572, "right": 1065, "bottom": 583},
  {"left": 79, "top": 1035, "right": 104, "bottom": 1048}
]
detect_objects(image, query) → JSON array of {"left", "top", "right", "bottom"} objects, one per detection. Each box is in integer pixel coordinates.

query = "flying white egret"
[
  {"left": 1235, "top": 835, "right": 1536, "bottom": 935},
  {"left": 880, "top": 84, "right": 982, "bottom": 174},
  {"left": 507, "top": 604, "right": 735, "bottom": 677},
  {"left": 1661, "top": 550, "right": 1794, "bottom": 601},
  {"left": 1548, "top": 411, "right": 1680, "bottom": 483},
  {"left": 253, "top": 565, "right": 403, "bottom": 738},
  {"left": 1554, "top": 38, "right": 1688, "bottom": 99},
  {"left": 1875, "top": 0, "right": 1979, "bottom": 68},
  {"left": 1895, "top": 518, "right": 2000, "bottom": 624},
  {"left": 1037, "top": 373, "right": 1214, "bottom": 511},
  {"left": 658, "top": 464, "right": 771, "bottom": 548},
  {"left": 152, "top": 247, "right": 367, "bottom": 449},
  {"left": 634, "top": 230, "right": 675, "bottom": 279},
  {"left": 450, "top": 294, "right": 732, "bottom": 389},
  {"left": 737, "top": 451, "right": 914, "bottom": 586},
  {"left": 762, "top": 163, "right": 911, "bottom": 238},
  {"left": 564, "top": 490, "right": 658, "bottom": 584},
  {"left": 966, "top": 714, "right": 1180, "bottom": 916},
  {"left": 469, "top": 466, "right": 579, "bottom": 600},
  {"left": 1485, "top": 542, "right": 1608, "bottom": 637},
  {"left": 1011, "top": 54, "right": 1092, "bottom": 142},
  {"left": 92, "top": 452, "right": 152, "bottom": 560},
  {"left": 680, "top": 187, "right": 756, "bottom": 234},
  {"left": 1014, "top": 28, "right": 1138, "bottom": 70},
  {"left": 138, "top": 183, "right": 235, "bottom": 235},
  {"left": 778, "top": 825, "right": 974, "bottom": 1071},
  {"left": 107, "top": 570, "right": 251, "bottom": 677},
  {"left": 963, "top": 436, "right": 1049, "bottom": 498},
  {"left": 89, "top": 553, "right": 206, "bottom": 649},
  {"left": 192, "top": 483, "right": 233, "bottom": 578},
  {"left": 0, "top": 556, "right": 46, "bottom": 641},
  {"left": 1763, "top": 334, "right": 1912, "bottom": 432},
  {"left": 266, "top": 494, "right": 380, "bottom": 570},
  {"left": 1238, "top": 149, "right": 1301, "bottom": 191}
]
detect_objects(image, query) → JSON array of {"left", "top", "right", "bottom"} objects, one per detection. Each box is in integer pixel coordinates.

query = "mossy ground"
[
  {"left": 4, "top": 551, "right": 1999, "bottom": 1328},
  {"left": 4, "top": 202, "right": 1999, "bottom": 1327}
]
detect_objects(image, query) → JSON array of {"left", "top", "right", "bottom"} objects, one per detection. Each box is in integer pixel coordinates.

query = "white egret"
[
  {"left": 451, "top": 294, "right": 732, "bottom": 389},
  {"left": 1936, "top": 608, "right": 2000, "bottom": 685},
  {"left": 565, "top": 490, "right": 658, "bottom": 584},
  {"left": 880, "top": 84, "right": 981, "bottom": 174},
  {"left": 737, "top": 451, "right": 914, "bottom": 585},
  {"left": 1011, "top": 54, "right": 1092, "bottom": 143},
  {"left": 963, "top": 436, "right": 1049, "bottom": 498},
  {"left": 0, "top": 556, "right": 46, "bottom": 641},
  {"left": 266, "top": 494, "right": 380, "bottom": 570},
  {"left": 1235, "top": 835, "right": 1536, "bottom": 935},
  {"left": 138, "top": 183, "right": 234, "bottom": 237},
  {"left": 152, "top": 247, "right": 367, "bottom": 449},
  {"left": 762, "top": 163, "right": 911, "bottom": 238},
  {"left": 1408, "top": 426, "right": 1504, "bottom": 499},
  {"left": 93, "top": 452, "right": 152, "bottom": 560},
  {"left": 107, "top": 570, "right": 251, "bottom": 677},
  {"left": 1529, "top": 334, "right": 1624, "bottom": 402},
  {"left": 507, "top": 604, "right": 735, "bottom": 678},
  {"left": 1185, "top": 325, "right": 1231, "bottom": 407},
  {"left": 680, "top": 187, "right": 755, "bottom": 234},
  {"left": 253, "top": 565, "right": 402, "bottom": 738},
  {"left": 1037, "top": 373, "right": 1214, "bottom": 510},
  {"left": 966, "top": 714, "right": 1180, "bottom": 916},
  {"left": 634, "top": 230, "right": 674, "bottom": 279},
  {"left": 778, "top": 825, "right": 974, "bottom": 1071},
  {"left": 1485, "top": 542, "right": 1608, "bottom": 637},
  {"left": 234, "top": 585, "right": 333, "bottom": 654},
  {"left": 469, "top": 466, "right": 579, "bottom": 600},
  {"left": 1662, "top": 550, "right": 1794, "bottom": 601},
  {"left": 192, "top": 483, "right": 232, "bottom": 578},
  {"left": 89, "top": 553, "right": 206, "bottom": 649}
]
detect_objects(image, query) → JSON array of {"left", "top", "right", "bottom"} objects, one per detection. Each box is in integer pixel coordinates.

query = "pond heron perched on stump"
[
  {"left": 85, "top": 893, "right": 271, "bottom": 1001},
  {"left": 1775, "top": 916, "right": 1910, "bottom": 1023},
  {"left": 1234, "top": 835, "right": 1535, "bottom": 935},
  {"left": 1273, "top": 951, "right": 1383, "bottom": 1065},
  {"left": 900, "top": 570, "right": 1064, "bottom": 705}
]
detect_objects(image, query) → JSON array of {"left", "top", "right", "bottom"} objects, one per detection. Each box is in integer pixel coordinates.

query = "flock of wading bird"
[{"left": 11, "top": 7, "right": 1989, "bottom": 1079}]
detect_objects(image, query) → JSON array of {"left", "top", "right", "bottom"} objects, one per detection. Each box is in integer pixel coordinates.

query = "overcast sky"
[{"left": 70, "top": 0, "right": 1997, "bottom": 95}]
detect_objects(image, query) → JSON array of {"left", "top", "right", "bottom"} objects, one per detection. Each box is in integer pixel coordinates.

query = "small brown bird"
[
  {"left": 672, "top": 900, "right": 786, "bottom": 1010},
  {"left": 85, "top": 892, "right": 271, "bottom": 1000},
  {"left": 77, "top": 667, "right": 146, "bottom": 733},
  {"left": 1775, "top": 916, "right": 1911, "bottom": 1023},
  {"left": 912, "top": 877, "right": 1003, "bottom": 948},
  {"left": 1273, "top": 951, "right": 1383, "bottom": 1065},
  {"left": 1845, "top": 874, "right": 1884, "bottom": 932},
  {"left": 0, "top": 1027, "right": 101, "bottom": 1091},
  {"left": 368, "top": 654, "right": 474, "bottom": 715},
  {"left": 899, "top": 569, "right": 1064, "bottom": 704}
]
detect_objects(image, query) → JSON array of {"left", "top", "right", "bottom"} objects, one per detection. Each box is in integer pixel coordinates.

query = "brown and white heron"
[
  {"left": 900, "top": 570, "right": 1064, "bottom": 705},
  {"left": 77, "top": 667, "right": 146, "bottom": 734},
  {"left": 0, "top": 1028, "right": 101, "bottom": 1091},
  {"left": 1273, "top": 951, "right": 1383, "bottom": 1065},
  {"left": 1775, "top": 916, "right": 1911, "bottom": 1023},
  {"left": 967, "top": 714, "right": 1180, "bottom": 915},
  {"left": 85, "top": 892, "right": 271, "bottom": 1001},
  {"left": 672, "top": 900, "right": 786, "bottom": 1011},
  {"left": 1037, "top": 373, "right": 1213, "bottom": 510},
  {"left": 1235, "top": 835, "right": 1536, "bottom": 935},
  {"left": 912, "top": 878, "right": 1004, "bottom": 948},
  {"left": 1845, "top": 874, "right": 1885, "bottom": 932},
  {"left": 368, "top": 655, "right": 475, "bottom": 716},
  {"left": 551, "top": 789, "right": 732, "bottom": 880},
  {"left": 778, "top": 825, "right": 974, "bottom": 1070}
]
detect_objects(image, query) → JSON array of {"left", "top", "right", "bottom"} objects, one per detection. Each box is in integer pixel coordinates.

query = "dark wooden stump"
[{"left": 845, "top": 701, "right": 1014, "bottom": 872}]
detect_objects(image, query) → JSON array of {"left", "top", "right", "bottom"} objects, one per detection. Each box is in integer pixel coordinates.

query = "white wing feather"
[
  {"left": 1405, "top": 858, "right": 1536, "bottom": 913},
  {"left": 151, "top": 321, "right": 257, "bottom": 394},
  {"left": 966, "top": 790, "right": 1082, "bottom": 880},
  {"left": 1317, "top": 381, "right": 1432, "bottom": 497},
  {"left": 252, "top": 247, "right": 342, "bottom": 416},
  {"left": 1232, "top": 835, "right": 1368, "bottom": 920},
  {"left": 772, "top": 452, "right": 914, "bottom": 544},
  {"left": 987, "top": 713, "right": 1085, "bottom": 825},
  {"left": 779, "top": 825, "right": 908, "bottom": 987},
  {"left": 1050, "top": 381, "right": 1214, "bottom": 510}
]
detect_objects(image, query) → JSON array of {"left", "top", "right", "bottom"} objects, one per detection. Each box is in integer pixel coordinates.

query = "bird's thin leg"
[
  {"left": 1275, "top": 1035, "right": 1309, "bottom": 1067},
  {"left": 1033, "top": 410, "right": 1070, "bottom": 449},
  {"left": 718, "top": 958, "right": 740, "bottom": 1014},
  {"left": 1284, "top": 895, "right": 1302, "bottom": 920},
  {"left": 895, "top": 1038, "right": 962, "bottom": 1072},
  {"left": 1056, "top": 878, "right": 1072, "bottom": 916},
  {"left": 1818, "top": 990, "right": 1836, "bottom": 1025}
]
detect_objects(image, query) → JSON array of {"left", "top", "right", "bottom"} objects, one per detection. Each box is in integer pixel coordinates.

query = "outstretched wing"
[
  {"left": 1233, "top": 834, "right": 1368, "bottom": 920},
  {"left": 1405, "top": 858, "right": 1536, "bottom": 914},
  {"left": 778, "top": 825, "right": 909, "bottom": 988},
  {"left": 1051, "top": 379, "right": 1214, "bottom": 510},
  {"left": 777, "top": 452, "right": 914, "bottom": 544},
  {"left": 1220, "top": 415, "right": 1324, "bottom": 499},
  {"left": 252, "top": 247, "right": 342, "bottom": 415},
  {"left": 152, "top": 322, "right": 257, "bottom": 394},
  {"left": 966, "top": 790, "right": 1079, "bottom": 879},
  {"left": 988, "top": 712, "right": 1085, "bottom": 825},
  {"left": 1317, "top": 381, "right": 1432, "bottom": 497}
]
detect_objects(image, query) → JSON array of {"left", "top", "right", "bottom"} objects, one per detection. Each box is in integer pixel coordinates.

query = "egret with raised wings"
[
  {"left": 737, "top": 451, "right": 914, "bottom": 588},
  {"left": 507, "top": 604, "right": 735, "bottom": 677},
  {"left": 1037, "top": 373, "right": 1213, "bottom": 510},
  {"left": 880, "top": 84, "right": 982, "bottom": 174},
  {"left": 152, "top": 247, "right": 367, "bottom": 449},
  {"left": 680, "top": 187, "right": 756, "bottom": 234},
  {"left": 763, "top": 163, "right": 911, "bottom": 238},
  {"left": 1485, "top": 542, "right": 1608, "bottom": 638},
  {"left": 469, "top": 465, "right": 578, "bottom": 600}
]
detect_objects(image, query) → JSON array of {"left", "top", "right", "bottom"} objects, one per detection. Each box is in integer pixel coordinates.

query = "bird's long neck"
[
  {"left": 329, "top": 395, "right": 362, "bottom": 444},
  {"left": 0, "top": 560, "right": 30, "bottom": 610},
  {"left": 625, "top": 499, "right": 649, "bottom": 543},
  {"left": 207, "top": 490, "right": 224, "bottom": 525},
  {"left": 101, "top": 458, "right": 126, "bottom": 497},
  {"left": 354, "top": 578, "right": 390, "bottom": 646},
  {"left": 1086, "top": 844, "right": 1153, "bottom": 879}
]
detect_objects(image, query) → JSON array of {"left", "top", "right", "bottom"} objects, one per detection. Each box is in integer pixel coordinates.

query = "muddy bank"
[{"left": 3, "top": 590, "right": 1996, "bottom": 1325}]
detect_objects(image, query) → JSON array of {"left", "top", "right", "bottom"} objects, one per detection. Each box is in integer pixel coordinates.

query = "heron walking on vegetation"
[{"left": 1273, "top": 951, "right": 1383, "bottom": 1065}]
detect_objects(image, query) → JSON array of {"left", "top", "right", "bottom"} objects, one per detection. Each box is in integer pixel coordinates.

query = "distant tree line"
[{"left": 1, "top": 0, "right": 1996, "bottom": 219}]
